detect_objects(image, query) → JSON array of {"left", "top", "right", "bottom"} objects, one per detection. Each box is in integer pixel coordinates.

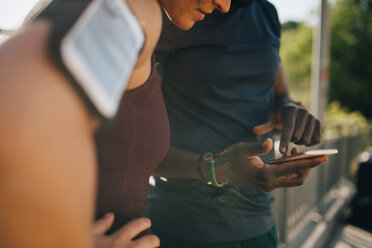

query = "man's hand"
[
  {"left": 93, "top": 213, "right": 160, "bottom": 248},
  {"left": 253, "top": 102, "right": 322, "bottom": 155},
  {"left": 214, "top": 139, "right": 327, "bottom": 192}
]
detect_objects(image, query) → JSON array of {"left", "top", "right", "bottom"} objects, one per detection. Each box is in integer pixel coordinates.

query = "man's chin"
[
  {"left": 169, "top": 17, "right": 195, "bottom": 31},
  {"left": 175, "top": 22, "right": 195, "bottom": 31}
]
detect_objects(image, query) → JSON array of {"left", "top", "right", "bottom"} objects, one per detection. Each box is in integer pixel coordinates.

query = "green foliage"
[
  {"left": 280, "top": 22, "right": 313, "bottom": 108},
  {"left": 282, "top": 21, "right": 299, "bottom": 31},
  {"left": 280, "top": 18, "right": 370, "bottom": 135},
  {"left": 329, "top": 0, "right": 372, "bottom": 119},
  {"left": 324, "top": 101, "right": 369, "bottom": 137}
]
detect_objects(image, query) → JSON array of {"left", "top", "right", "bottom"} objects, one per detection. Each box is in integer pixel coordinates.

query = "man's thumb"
[
  {"left": 244, "top": 138, "right": 273, "bottom": 157},
  {"left": 92, "top": 212, "right": 115, "bottom": 235},
  {"left": 252, "top": 117, "right": 274, "bottom": 135}
]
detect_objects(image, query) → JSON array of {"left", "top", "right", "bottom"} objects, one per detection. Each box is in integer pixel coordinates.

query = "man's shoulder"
[
  {"left": 259, "top": 0, "right": 278, "bottom": 12},
  {"left": 256, "top": 0, "right": 279, "bottom": 17},
  {"left": 255, "top": 0, "right": 281, "bottom": 35}
]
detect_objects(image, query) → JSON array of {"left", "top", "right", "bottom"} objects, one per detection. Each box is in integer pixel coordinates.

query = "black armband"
[
  {"left": 36, "top": 0, "right": 105, "bottom": 120},
  {"left": 36, "top": 0, "right": 144, "bottom": 122}
]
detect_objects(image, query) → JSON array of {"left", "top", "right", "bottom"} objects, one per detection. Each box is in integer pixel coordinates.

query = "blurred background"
[{"left": 1, "top": 0, "right": 371, "bottom": 247}]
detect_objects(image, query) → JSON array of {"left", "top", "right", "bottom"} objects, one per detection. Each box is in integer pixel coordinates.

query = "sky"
[
  {"left": 271, "top": 0, "right": 320, "bottom": 24},
  {"left": 0, "top": 0, "right": 321, "bottom": 42},
  {"left": 0, "top": 0, "right": 40, "bottom": 30}
]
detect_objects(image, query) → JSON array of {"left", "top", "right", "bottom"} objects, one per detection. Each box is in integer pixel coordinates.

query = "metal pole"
[
  {"left": 310, "top": 0, "right": 330, "bottom": 123},
  {"left": 311, "top": 0, "right": 330, "bottom": 219}
]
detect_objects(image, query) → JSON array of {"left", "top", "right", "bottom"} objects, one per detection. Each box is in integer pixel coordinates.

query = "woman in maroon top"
[
  {"left": 95, "top": 56, "right": 171, "bottom": 232},
  {"left": 93, "top": 1, "right": 232, "bottom": 247}
]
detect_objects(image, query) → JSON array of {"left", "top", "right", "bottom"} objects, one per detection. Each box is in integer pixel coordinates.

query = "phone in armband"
[
  {"left": 61, "top": 0, "right": 144, "bottom": 119},
  {"left": 266, "top": 149, "right": 338, "bottom": 164}
]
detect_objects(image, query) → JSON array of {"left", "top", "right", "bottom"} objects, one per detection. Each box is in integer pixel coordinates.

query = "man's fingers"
[
  {"left": 114, "top": 217, "right": 152, "bottom": 242},
  {"left": 92, "top": 212, "right": 114, "bottom": 235},
  {"left": 131, "top": 234, "right": 160, "bottom": 248},
  {"left": 276, "top": 176, "right": 307, "bottom": 188},
  {"left": 302, "top": 168, "right": 312, "bottom": 180},
  {"left": 291, "top": 110, "right": 308, "bottom": 143},
  {"left": 308, "top": 120, "right": 322, "bottom": 146},
  {"left": 265, "top": 168, "right": 313, "bottom": 190},
  {"left": 290, "top": 147, "right": 300, "bottom": 155},
  {"left": 252, "top": 118, "right": 274, "bottom": 135},
  {"left": 300, "top": 117, "right": 316, "bottom": 146},
  {"left": 284, "top": 168, "right": 312, "bottom": 180},
  {"left": 270, "top": 156, "right": 328, "bottom": 177},
  {"left": 279, "top": 108, "right": 297, "bottom": 155},
  {"left": 241, "top": 138, "right": 273, "bottom": 157},
  {"left": 275, "top": 169, "right": 312, "bottom": 188}
]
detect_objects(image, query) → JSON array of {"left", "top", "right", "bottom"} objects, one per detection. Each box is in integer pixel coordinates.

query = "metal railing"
[{"left": 274, "top": 128, "right": 372, "bottom": 247}]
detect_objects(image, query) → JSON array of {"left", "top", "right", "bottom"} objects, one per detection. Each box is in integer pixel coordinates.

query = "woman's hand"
[{"left": 93, "top": 213, "right": 160, "bottom": 248}]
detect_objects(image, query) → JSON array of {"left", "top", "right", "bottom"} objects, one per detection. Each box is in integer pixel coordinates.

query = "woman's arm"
[{"left": 0, "top": 20, "right": 98, "bottom": 248}]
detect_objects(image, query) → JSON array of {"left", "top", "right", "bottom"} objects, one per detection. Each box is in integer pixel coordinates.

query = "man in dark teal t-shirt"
[{"left": 147, "top": 0, "right": 324, "bottom": 247}]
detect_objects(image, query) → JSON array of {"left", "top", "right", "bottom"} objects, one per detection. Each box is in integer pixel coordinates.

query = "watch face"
[{"left": 61, "top": 0, "right": 145, "bottom": 118}]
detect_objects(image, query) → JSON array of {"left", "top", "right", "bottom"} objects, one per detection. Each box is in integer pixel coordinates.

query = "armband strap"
[{"left": 36, "top": 0, "right": 107, "bottom": 122}]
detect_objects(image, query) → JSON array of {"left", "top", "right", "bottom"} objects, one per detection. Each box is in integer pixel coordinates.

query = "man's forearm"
[
  {"left": 152, "top": 146, "right": 202, "bottom": 179},
  {"left": 274, "top": 62, "right": 293, "bottom": 106}
]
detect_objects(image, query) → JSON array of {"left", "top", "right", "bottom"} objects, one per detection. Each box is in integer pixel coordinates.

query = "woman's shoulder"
[
  {"left": 128, "top": 0, "right": 162, "bottom": 60},
  {"left": 125, "top": 0, "right": 162, "bottom": 89}
]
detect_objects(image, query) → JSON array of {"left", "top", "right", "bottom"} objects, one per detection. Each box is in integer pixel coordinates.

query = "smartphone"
[
  {"left": 61, "top": 0, "right": 144, "bottom": 118},
  {"left": 266, "top": 149, "right": 338, "bottom": 164}
]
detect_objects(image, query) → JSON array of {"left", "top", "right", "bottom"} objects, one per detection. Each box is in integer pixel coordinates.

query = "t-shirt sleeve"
[{"left": 263, "top": 1, "right": 281, "bottom": 40}]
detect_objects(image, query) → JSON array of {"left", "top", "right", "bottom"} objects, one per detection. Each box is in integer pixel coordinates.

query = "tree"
[
  {"left": 329, "top": 0, "right": 372, "bottom": 119},
  {"left": 282, "top": 21, "right": 299, "bottom": 31}
]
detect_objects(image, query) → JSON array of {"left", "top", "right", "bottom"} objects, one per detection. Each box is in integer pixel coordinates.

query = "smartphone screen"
[
  {"left": 61, "top": 0, "right": 144, "bottom": 118},
  {"left": 266, "top": 149, "right": 338, "bottom": 164}
]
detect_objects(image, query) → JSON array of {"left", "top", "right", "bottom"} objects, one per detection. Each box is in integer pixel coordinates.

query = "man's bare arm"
[{"left": 153, "top": 141, "right": 327, "bottom": 192}]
